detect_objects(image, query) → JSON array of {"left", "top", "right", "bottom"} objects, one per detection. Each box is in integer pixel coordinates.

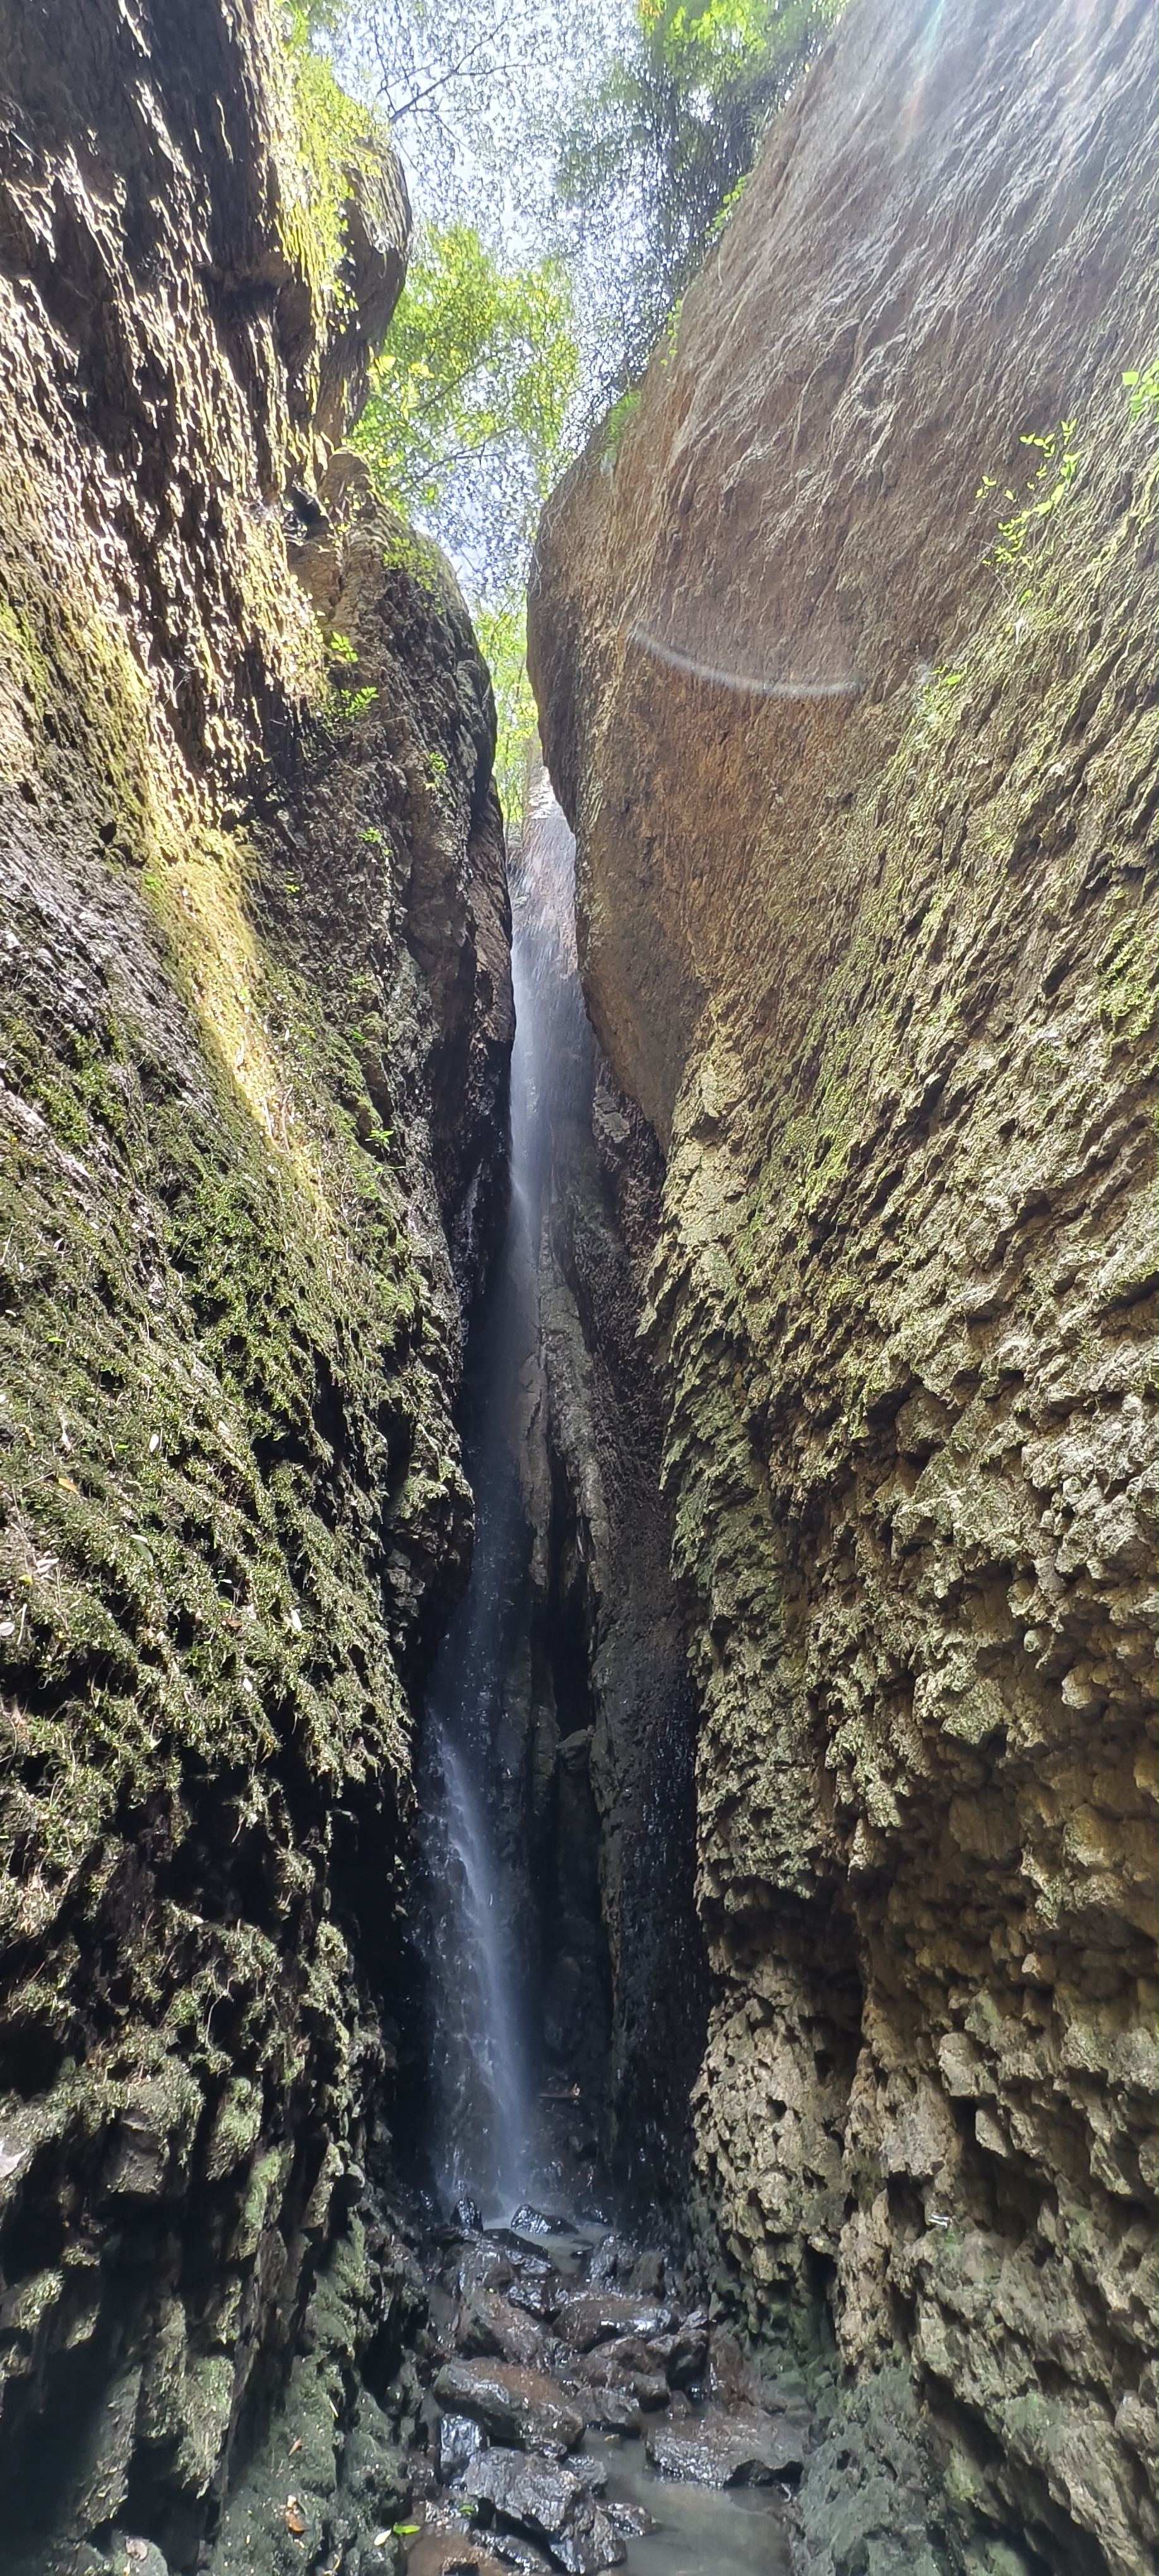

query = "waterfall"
[{"left": 417, "top": 766, "right": 590, "bottom": 2221}]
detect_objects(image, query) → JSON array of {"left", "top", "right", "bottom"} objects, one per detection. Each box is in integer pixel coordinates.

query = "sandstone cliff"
[
  {"left": 0, "top": 4, "right": 509, "bottom": 2565},
  {"left": 528, "top": 2, "right": 1157, "bottom": 2570}
]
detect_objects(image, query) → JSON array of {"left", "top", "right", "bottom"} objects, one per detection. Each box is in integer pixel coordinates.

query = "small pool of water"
[{"left": 598, "top": 2440, "right": 793, "bottom": 2576}]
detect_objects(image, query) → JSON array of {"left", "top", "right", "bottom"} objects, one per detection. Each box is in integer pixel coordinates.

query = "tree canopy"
[
  {"left": 352, "top": 223, "right": 579, "bottom": 599},
  {"left": 557, "top": 0, "right": 840, "bottom": 397},
  {"left": 352, "top": 217, "right": 578, "bottom": 814},
  {"left": 284, "top": 0, "right": 840, "bottom": 808}
]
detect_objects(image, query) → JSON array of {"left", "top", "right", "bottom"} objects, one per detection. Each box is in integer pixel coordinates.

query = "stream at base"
[
  {"left": 405, "top": 2212, "right": 799, "bottom": 2576},
  {"left": 600, "top": 2460, "right": 790, "bottom": 2576}
]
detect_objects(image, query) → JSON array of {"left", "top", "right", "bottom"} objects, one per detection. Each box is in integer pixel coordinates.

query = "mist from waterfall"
[{"left": 415, "top": 767, "right": 590, "bottom": 2221}]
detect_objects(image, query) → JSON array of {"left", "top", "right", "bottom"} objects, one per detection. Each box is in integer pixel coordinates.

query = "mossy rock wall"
[
  {"left": 528, "top": 1, "right": 1156, "bottom": 2570},
  {"left": 0, "top": 2, "right": 509, "bottom": 2565}
]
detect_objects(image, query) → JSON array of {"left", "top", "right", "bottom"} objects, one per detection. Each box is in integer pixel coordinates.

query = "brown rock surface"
[
  {"left": 529, "top": 2, "right": 1156, "bottom": 2571},
  {"left": 433, "top": 2361, "right": 586, "bottom": 2457},
  {"left": 455, "top": 2450, "right": 626, "bottom": 2576},
  {"left": 455, "top": 2288, "right": 549, "bottom": 2369}
]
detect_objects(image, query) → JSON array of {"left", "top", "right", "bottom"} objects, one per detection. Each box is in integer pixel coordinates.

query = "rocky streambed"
[{"left": 403, "top": 2209, "right": 810, "bottom": 2576}]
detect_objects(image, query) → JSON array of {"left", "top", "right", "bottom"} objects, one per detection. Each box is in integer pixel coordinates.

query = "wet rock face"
[
  {"left": 513, "top": 786, "right": 706, "bottom": 2202},
  {"left": 529, "top": 1, "right": 1156, "bottom": 2570},
  {"left": 0, "top": 0, "right": 509, "bottom": 2565}
]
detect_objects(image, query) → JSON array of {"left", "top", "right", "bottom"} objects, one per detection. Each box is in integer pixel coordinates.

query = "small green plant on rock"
[
  {"left": 978, "top": 419, "right": 1080, "bottom": 599},
  {"left": 321, "top": 677, "right": 377, "bottom": 737},
  {"left": 601, "top": 386, "right": 641, "bottom": 467},
  {"left": 1122, "top": 357, "right": 1158, "bottom": 422}
]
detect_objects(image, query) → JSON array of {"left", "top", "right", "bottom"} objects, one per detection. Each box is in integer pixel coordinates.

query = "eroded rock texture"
[
  {"left": 514, "top": 780, "right": 706, "bottom": 2197},
  {"left": 0, "top": 2, "right": 509, "bottom": 2565},
  {"left": 529, "top": 1, "right": 1156, "bottom": 2569}
]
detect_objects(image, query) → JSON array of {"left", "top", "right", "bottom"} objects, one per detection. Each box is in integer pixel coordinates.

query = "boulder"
[
  {"left": 645, "top": 2402, "right": 808, "bottom": 2485},
  {"left": 505, "top": 2272, "right": 562, "bottom": 2323},
  {"left": 434, "top": 2363, "right": 585, "bottom": 2458},
  {"left": 455, "top": 2291, "right": 547, "bottom": 2370},
  {"left": 456, "top": 2448, "right": 625, "bottom": 2576},
  {"left": 602, "top": 2498, "right": 655, "bottom": 2539},
  {"left": 645, "top": 2311, "right": 708, "bottom": 2386},
  {"left": 552, "top": 2295, "right": 674, "bottom": 2354},
  {"left": 452, "top": 2246, "right": 518, "bottom": 2301},
  {"left": 563, "top": 2384, "right": 641, "bottom": 2436},
  {"left": 437, "top": 2412, "right": 488, "bottom": 2479}
]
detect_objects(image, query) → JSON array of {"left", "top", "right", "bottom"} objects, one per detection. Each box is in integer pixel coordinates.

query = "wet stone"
[
  {"left": 434, "top": 2361, "right": 585, "bottom": 2456},
  {"left": 456, "top": 2448, "right": 625, "bottom": 2576},
  {"left": 554, "top": 2294, "right": 674, "bottom": 2354},
  {"left": 559, "top": 2341, "right": 664, "bottom": 2411},
  {"left": 645, "top": 2312, "right": 708, "bottom": 2385},
  {"left": 489, "top": 2232, "right": 556, "bottom": 2276},
  {"left": 455, "top": 2289, "right": 547, "bottom": 2370},
  {"left": 458, "top": 2450, "right": 585, "bottom": 2536},
  {"left": 645, "top": 2402, "right": 809, "bottom": 2486},
  {"left": 453, "top": 2246, "right": 518, "bottom": 2299},
  {"left": 551, "top": 2514, "right": 626, "bottom": 2576},
  {"left": 583, "top": 2337, "right": 652, "bottom": 2376},
  {"left": 601, "top": 2499, "right": 655, "bottom": 2539},
  {"left": 565, "top": 2383, "right": 641, "bottom": 2435},
  {"left": 487, "top": 2534, "right": 555, "bottom": 2575},
  {"left": 567, "top": 2458, "right": 609, "bottom": 2495},
  {"left": 550, "top": 2507, "right": 625, "bottom": 2575},
  {"left": 437, "top": 2412, "right": 489, "bottom": 2479},
  {"left": 506, "top": 2271, "right": 562, "bottom": 2322}
]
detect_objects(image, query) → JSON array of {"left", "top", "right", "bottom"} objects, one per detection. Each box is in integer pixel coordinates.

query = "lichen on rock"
[
  {"left": 0, "top": 0, "right": 510, "bottom": 2563},
  {"left": 528, "top": 0, "right": 1157, "bottom": 2568}
]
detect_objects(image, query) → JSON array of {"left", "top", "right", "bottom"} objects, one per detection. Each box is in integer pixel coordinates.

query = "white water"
[{"left": 417, "top": 770, "right": 588, "bottom": 2220}]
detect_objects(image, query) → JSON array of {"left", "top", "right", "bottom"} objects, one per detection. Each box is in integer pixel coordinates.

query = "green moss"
[
  {"left": 0, "top": 599, "right": 51, "bottom": 715},
  {"left": 278, "top": 13, "right": 397, "bottom": 331},
  {"left": 601, "top": 387, "right": 642, "bottom": 465},
  {"left": 650, "top": 382, "right": 1156, "bottom": 2354},
  {"left": 0, "top": 753, "right": 465, "bottom": 2117}
]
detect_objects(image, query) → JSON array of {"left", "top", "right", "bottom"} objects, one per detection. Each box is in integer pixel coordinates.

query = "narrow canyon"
[{"left": 0, "top": 3, "right": 1153, "bottom": 2576}]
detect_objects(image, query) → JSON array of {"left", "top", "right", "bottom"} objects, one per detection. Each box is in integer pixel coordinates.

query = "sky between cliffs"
[{"left": 297, "top": 0, "right": 841, "bottom": 802}]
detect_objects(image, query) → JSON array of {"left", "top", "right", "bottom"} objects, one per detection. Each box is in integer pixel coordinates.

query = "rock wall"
[
  {"left": 528, "top": 2, "right": 1157, "bottom": 2570},
  {"left": 513, "top": 780, "right": 706, "bottom": 2202},
  {"left": 0, "top": 4, "right": 509, "bottom": 2567}
]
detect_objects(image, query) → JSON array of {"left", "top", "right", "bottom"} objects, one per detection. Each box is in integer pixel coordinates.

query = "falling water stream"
[
  {"left": 416, "top": 768, "right": 591, "bottom": 2220},
  {"left": 410, "top": 777, "right": 798, "bottom": 2573}
]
